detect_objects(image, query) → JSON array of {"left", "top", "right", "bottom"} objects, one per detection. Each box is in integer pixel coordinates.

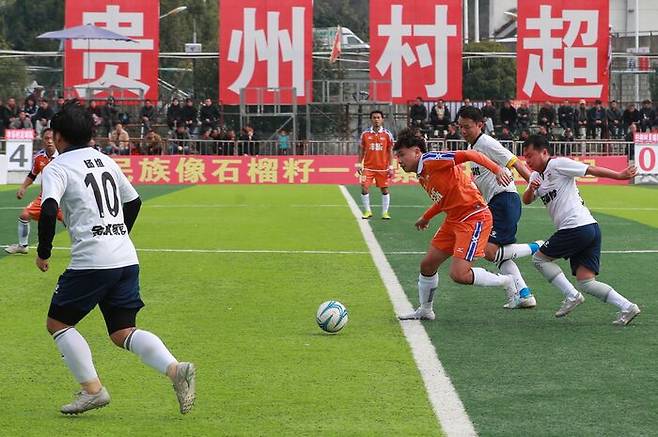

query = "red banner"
[
  {"left": 517, "top": 0, "right": 609, "bottom": 102},
  {"left": 64, "top": 0, "right": 159, "bottom": 102},
  {"left": 219, "top": 0, "right": 313, "bottom": 104},
  {"left": 112, "top": 155, "right": 628, "bottom": 185},
  {"left": 369, "top": 0, "right": 462, "bottom": 104}
]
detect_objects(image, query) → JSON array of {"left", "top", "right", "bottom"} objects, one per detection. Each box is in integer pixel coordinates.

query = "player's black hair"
[
  {"left": 457, "top": 105, "right": 483, "bottom": 122},
  {"left": 523, "top": 134, "right": 554, "bottom": 155},
  {"left": 393, "top": 127, "right": 427, "bottom": 153},
  {"left": 41, "top": 127, "right": 53, "bottom": 138},
  {"left": 50, "top": 99, "right": 94, "bottom": 146},
  {"left": 370, "top": 110, "right": 384, "bottom": 119}
]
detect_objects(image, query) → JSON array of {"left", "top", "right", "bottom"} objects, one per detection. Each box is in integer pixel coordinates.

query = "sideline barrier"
[{"left": 111, "top": 155, "right": 631, "bottom": 185}]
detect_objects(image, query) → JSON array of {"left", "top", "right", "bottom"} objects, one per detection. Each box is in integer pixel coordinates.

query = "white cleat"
[
  {"left": 555, "top": 293, "right": 585, "bottom": 318},
  {"left": 518, "top": 295, "right": 537, "bottom": 309},
  {"left": 502, "top": 275, "right": 521, "bottom": 309},
  {"left": 172, "top": 362, "right": 196, "bottom": 414},
  {"left": 398, "top": 307, "right": 435, "bottom": 320},
  {"left": 60, "top": 387, "right": 110, "bottom": 415},
  {"left": 4, "top": 244, "right": 28, "bottom": 254},
  {"left": 612, "top": 304, "right": 641, "bottom": 326}
]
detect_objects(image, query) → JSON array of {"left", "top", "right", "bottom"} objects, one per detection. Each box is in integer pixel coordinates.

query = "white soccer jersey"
[
  {"left": 470, "top": 134, "right": 518, "bottom": 203},
  {"left": 41, "top": 147, "right": 139, "bottom": 269},
  {"left": 529, "top": 157, "right": 597, "bottom": 230}
]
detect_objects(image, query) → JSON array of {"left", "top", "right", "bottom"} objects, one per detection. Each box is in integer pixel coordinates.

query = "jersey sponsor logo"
[
  {"left": 91, "top": 223, "right": 127, "bottom": 237},
  {"left": 369, "top": 142, "right": 384, "bottom": 151},
  {"left": 429, "top": 188, "right": 443, "bottom": 203},
  {"left": 472, "top": 166, "right": 481, "bottom": 176},
  {"left": 540, "top": 189, "right": 558, "bottom": 205}
]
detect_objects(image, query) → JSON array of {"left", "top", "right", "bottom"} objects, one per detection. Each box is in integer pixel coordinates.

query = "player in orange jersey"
[
  {"left": 393, "top": 128, "right": 518, "bottom": 320},
  {"left": 4, "top": 128, "right": 64, "bottom": 255},
  {"left": 357, "top": 110, "right": 395, "bottom": 219}
]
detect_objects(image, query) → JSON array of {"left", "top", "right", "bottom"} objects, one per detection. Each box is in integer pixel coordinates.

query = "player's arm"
[
  {"left": 356, "top": 134, "right": 366, "bottom": 174},
  {"left": 115, "top": 165, "right": 142, "bottom": 233},
  {"left": 123, "top": 197, "right": 142, "bottom": 233},
  {"left": 511, "top": 158, "right": 532, "bottom": 182},
  {"left": 454, "top": 150, "right": 513, "bottom": 186},
  {"left": 36, "top": 198, "right": 58, "bottom": 270},
  {"left": 16, "top": 173, "right": 36, "bottom": 199},
  {"left": 585, "top": 164, "right": 637, "bottom": 180},
  {"left": 522, "top": 174, "right": 541, "bottom": 205},
  {"left": 416, "top": 203, "right": 442, "bottom": 230}
]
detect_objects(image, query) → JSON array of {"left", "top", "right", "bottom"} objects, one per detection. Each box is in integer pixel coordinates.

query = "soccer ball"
[{"left": 316, "top": 300, "right": 349, "bottom": 333}]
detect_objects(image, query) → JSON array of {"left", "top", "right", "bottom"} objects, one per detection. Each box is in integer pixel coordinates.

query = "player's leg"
[
  {"left": 380, "top": 183, "right": 391, "bottom": 219},
  {"left": 484, "top": 192, "right": 538, "bottom": 307},
  {"left": 360, "top": 172, "right": 372, "bottom": 219},
  {"left": 47, "top": 269, "right": 112, "bottom": 414},
  {"left": 571, "top": 224, "right": 640, "bottom": 326},
  {"left": 4, "top": 207, "right": 33, "bottom": 254},
  {"left": 398, "top": 244, "right": 451, "bottom": 320},
  {"left": 449, "top": 213, "right": 519, "bottom": 307},
  {"left": 531, "top": 229, "right": 586, "bottom": 317},
  {"left": 101, "top": 265, "right": 196, "bottom": 413}
]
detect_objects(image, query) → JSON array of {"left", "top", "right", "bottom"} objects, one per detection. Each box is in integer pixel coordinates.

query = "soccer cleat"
[
  {"left": 555, "top": 293, "right": 585, "bottom": 318},
  {"left": 528, "top": 240, "right": 544, "bottom": 255},
  {"left": 612, "top": 304, "right": 641, "bottom": 326},
  {"left": 172, "top": 362, "right": 196, "bottom": 414},
  {"left": 382, "top": 212, "right": 391, "bottom": 220},
  {"left": 4, "top": 244, "right": 28, "bottom": 254},
  {"left": 502, "top": 275, "right": 521, "bottom": 309},
  {"left": 398, "top": 307, "right": 435, "bottom": 320},
  {"left": 361, "top": 210, "right": 373, "bottom": 219},
  {"left": 519, "top": 295, "right": 537, "bottom": 309},
  {"left": 60, "top": 387, "right": 110, "bottom": 415}
]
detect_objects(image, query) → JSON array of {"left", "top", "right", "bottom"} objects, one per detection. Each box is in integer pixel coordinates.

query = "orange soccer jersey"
[
  {"left": 360, "top": 127, "right": 394, "bottom": 170},
  {"left": 25, "top": 149, "right": 62, "bottom": 221},
  {"left": 417, "top": 151, "right": 500, "bottom": 260}
]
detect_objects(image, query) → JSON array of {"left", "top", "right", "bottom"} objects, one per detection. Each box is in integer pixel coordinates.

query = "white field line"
[
  {"left": 2, "top": 245, "right": 657, "bottom": 256},
  {"left": 338, "top": 185, "right": 477, "bottom": 437}
]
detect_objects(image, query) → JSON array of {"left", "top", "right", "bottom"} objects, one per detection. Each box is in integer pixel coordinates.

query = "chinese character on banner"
[
  {"left": 113, "top": 157, "right": 134, "bottom": 182},
  {"left": 283, "top": 158, "right": 314, "bottom": 183},
  {"left": 64, "top": 0, "right": 159, "bottom": 102},
  {"left": 139, "top": 158, "right": 171, "bottom": 183},
  {"left": 517, "top": 0, "right": 609, "bottom": 102},
  {"left": 370, "top": 0, "right": 462, "bottom": 103},
  {"left": 176, "top": 158, "right": 207, "bottom": 184},
  {"left": 247, "top": 158, "right": 279, "bottom": 183},
  {"left": 211, "top": 159, "right": 243, "bottom": 183},
  {"left": 219, "top": 0, "right": 312, "bottom": 104}
]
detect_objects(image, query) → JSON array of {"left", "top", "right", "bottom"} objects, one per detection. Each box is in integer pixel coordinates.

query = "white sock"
[
  {"left": 551, "top": 273, "right": 581, "bottom": 300},
  {"left": 498, "top": 260, "right": 529, "bottom": 294},
  {"left": 418, "top": 273, "right": 438, "bottom": 310},
  {"left": 18, "top": 218, "right": 29, "bottom": 247},
  {"left": 361, "top": 193, "right": 371, "bottom": 212},
  {"left": 124, "top": 329, "right": 177, "bottom": 374},
  {"left": 381, "top": 193, "right": 390, "bottom": 214},
  {"left": 606, "top": 290, "right": 633, "bottom": 311},
  {"left": 471, "top": 267, "right": 506, "bottom": 287},
  {"left": 494, "top": 243, "right": 533, "bottom": 262},
  {"left": 53, "top": 327, "right": 98, "bottom": 384},
  {"left": 578, "top": 278, "right": 633, "bottom": 310}
]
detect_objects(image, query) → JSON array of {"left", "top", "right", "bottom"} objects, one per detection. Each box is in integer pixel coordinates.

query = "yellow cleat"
[
  {"left": 382, "top": 212, "right": 391, "bottom": 220},
  {"left": 361, "top": 211, "right": 373, "bottom": 219}
]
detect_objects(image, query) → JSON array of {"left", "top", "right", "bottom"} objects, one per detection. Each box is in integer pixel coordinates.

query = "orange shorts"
[
  {"left": 25, "top": 194, "right": 64, "bottom": 222},
  {"left": 360, "top": 169, "right": 389, "bottom": 188},
  {"left": 431, "top": 209, "right": 492, "bottom": 261}
]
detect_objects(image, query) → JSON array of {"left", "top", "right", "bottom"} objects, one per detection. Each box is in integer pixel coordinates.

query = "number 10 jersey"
[{"left": 41, "top": 147, "right": 139, "bottom": 270}]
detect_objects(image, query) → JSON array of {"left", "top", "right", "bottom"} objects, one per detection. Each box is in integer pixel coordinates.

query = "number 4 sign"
[{"left": 5, "top": 129, "right": 34, "bottom": 172}]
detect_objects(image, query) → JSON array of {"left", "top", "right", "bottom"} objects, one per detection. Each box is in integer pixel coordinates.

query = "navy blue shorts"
[
  {"left": 49, "top": 264, "right": 144, "bottom": 327},
  {"left": 488, "top": 191, "right": 522, "bottom": 245},
  {"left": 540, "top": 223, "right": 601, "bottom": 276}
]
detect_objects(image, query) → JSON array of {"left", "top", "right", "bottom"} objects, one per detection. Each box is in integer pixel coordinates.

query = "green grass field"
[{"left": 1, "top": 182, "right": 656, "bottom": 436}]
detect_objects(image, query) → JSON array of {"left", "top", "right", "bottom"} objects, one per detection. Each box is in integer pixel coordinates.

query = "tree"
[{"left": 462, "top": 41, "right": 516, "bottom": 101}]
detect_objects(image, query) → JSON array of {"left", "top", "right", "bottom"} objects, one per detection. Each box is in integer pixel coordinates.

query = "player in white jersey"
[
  {"left": 522, "top": 135, "right": 640, "bottom": 325},
  {"left": 36, "top": 101, "right": 196, "bottom": 415},
  {"left": 458, "top": 106, "right": 542, "bottom": 309}
]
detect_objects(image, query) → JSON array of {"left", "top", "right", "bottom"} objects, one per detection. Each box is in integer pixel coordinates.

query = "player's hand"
[
  {"left": 16, "top": 187, "right": 25, "bottom": 199},
  {"left": 415, "top": 217, "right": 430, "bottom": 231},
  {"left": 618, "top": 165, "right": 638, "bottom": 180},
  {"left": 495, "top": 167, "right": 514, "bottom": 186},
  {"left": 529, "top": 178, "right": 542, "bottom": 191},
  {"left": 36, "top": 256, "right": 49, "bottom": 272},
  {"left": 387, "top": 166, "right": 395, "bottom": 178},
  {"left": 355, "top": 163, "right": 363, "bottom": 175}
]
